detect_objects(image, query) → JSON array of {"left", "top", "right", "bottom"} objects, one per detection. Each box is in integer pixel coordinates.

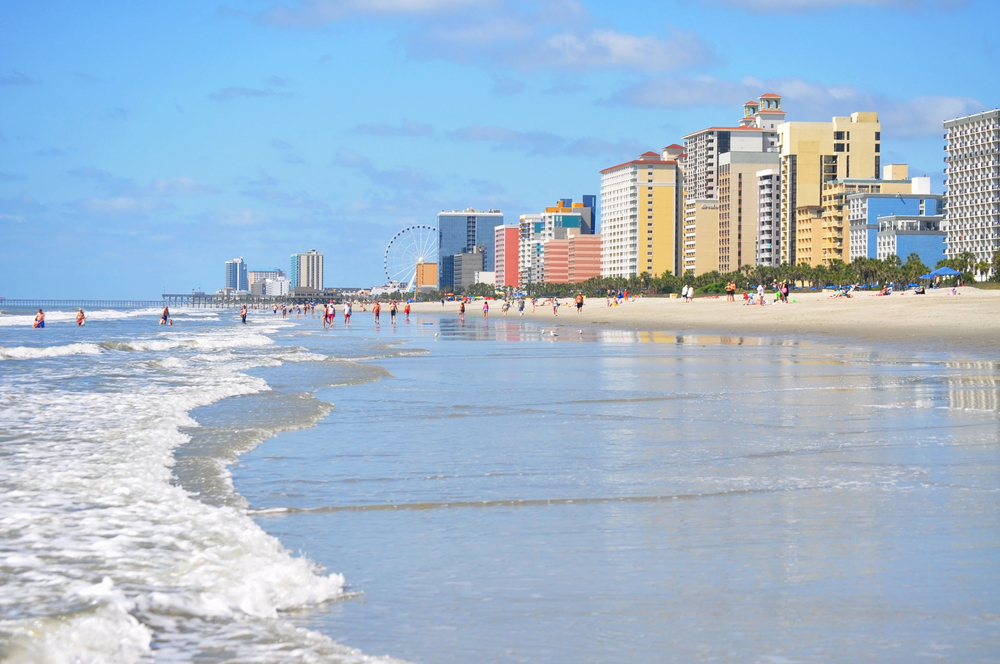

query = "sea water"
[{"left": 2, "top": 308, "right": 998, "bottom": 663}]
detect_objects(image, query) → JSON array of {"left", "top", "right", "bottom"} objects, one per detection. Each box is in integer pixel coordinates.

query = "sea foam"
[{"left": 0, "top": 321, "right": 403, "bottom": 663}]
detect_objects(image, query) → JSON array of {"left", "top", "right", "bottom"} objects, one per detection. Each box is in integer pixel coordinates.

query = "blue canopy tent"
[{"left": 931, "top": 266, "right": 961, "bottom": 277}]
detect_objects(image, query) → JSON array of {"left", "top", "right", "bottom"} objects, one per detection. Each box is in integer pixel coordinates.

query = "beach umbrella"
[{"left": 920, "top": 274, "right": 934, "bottom": 279}]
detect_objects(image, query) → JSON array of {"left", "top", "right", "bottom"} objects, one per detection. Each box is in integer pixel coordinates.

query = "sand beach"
[{"left": 412, "top": 286, "right": 1000, "bottom": 349}]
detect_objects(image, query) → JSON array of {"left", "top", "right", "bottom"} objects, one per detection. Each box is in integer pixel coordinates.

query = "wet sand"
[{"left": 411, "top": 287, "right": 1000, "bottom": 349}]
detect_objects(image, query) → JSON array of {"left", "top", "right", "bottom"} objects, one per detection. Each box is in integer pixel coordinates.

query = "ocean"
[{"left": 1, "top": 306, "right": 998, "bottom": 663}]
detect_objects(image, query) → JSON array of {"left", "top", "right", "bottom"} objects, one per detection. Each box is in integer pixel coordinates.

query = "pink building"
[
  {"left": 494, "top": 224, "right": 520, "bottom": 288},
  {"left": 543, "top": 234, "right": 602, "bottom": 284}
]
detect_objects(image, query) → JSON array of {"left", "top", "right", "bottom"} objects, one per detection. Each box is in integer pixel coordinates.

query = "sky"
[{"left": 1, "top": 0, "right": 997, "bottom": 298}]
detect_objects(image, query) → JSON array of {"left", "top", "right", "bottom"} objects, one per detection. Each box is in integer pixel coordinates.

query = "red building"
[{"left": 494, "top": 225, "right": 520, "bottom": 288}]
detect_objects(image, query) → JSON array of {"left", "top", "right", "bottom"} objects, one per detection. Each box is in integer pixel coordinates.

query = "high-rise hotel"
[
  {"left": 290, "top": 249, "right": 324, "bottom": 291},
  {"left": 943, "top": 109, "right": 1000, "bottom": 271},
  {"left": 599, "top": 147, "right": 684, "bottom": 278},
  {"left": 778, "top": 112, "right": 882, "bottom": 267}
]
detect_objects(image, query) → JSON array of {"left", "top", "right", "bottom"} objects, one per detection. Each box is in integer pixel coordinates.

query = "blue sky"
[{"left": 1, "top": 0, "right": 996, "bottom": 297}]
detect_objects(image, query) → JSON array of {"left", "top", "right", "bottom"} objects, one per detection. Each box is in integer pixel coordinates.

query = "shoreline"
[{"left": 410, "top": 286, "right": 1000, "bottom": 353}]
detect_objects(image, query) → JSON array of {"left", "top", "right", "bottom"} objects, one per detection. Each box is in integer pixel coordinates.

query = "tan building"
[
  {"left": 682, "top": 199, "right": 721, "bottom": 276},
  {"left": 818, "top": 165, "right": 912, "bottom": 265},
  {"left": 290, "top": 249, "right": 324, "bottom": 290},
  {"left": 718, "top": 151, "right": 780, "bottom": 273},
  {"left": 600, "top": 148, "right": 683, "bottom": 278},
  {"left": 778, "top": 112, "right": 882, "bottom": 266},
  {"left": 415, "top": 262, "right": 437, "bottom": 288},
  {"left": 681, "top": 94, "right": 786, "bottom": 275}
]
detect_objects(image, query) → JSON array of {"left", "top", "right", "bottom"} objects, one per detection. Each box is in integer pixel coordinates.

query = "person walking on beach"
[
  {"left": 33, "top": 309, "right": 45, "bottom": 328},
  {"left": 373, "top": 301, "right": 381, "bottom": 324},
  {"left": 518, "top": 298, "right": 525, "bottom": 315},
  {"left": 575, "top": 293, "right": 584, "bottom": 314},
  {"left": 459, "top": 300, "right": 465, "bottom": 322},
  {"left": 390, "top": 300, "right": 398, "bottom": 323},
  {"left": 240, "top": 304, "right": 248, "bottom": 325},
  {"left": 531, "top": 298, "right": 537, "bottom": 313},
  {"left": 161, "top": 305, "right": 170, "bottom": 325},
  {"left": 552, "top": 299, "right": 560, "bottom": 316},
  {"left": 404, "top": 301, "right": 411, "bottom": 322},
  {"left": 76, "top": 308, "right": 86, "bottom": 326},
  {"left": 344, "top": 301, "right": 352, "bottom": 325},
  {"left": 756, "top": 283, "right": 765, "bottom": 305},
  {"left": 726, "top": 281, "right": 736, "bottom": 302}
]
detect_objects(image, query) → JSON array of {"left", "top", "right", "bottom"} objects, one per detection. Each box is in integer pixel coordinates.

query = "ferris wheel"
[{"left": 384, "top": 224, "right": 438, "bottom": 291}]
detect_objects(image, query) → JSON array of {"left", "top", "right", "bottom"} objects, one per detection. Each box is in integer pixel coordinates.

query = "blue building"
[
  {"left": 224, "top": 257, "right": 248, "bottom": 291},
  {"left": 848, "top": 192, "right": 943, "bottom": 261},
  {"left": 875, "top": 215, "right": 946, "bottom": 267},
  {"left": 437, "top": 208, "right": 504, "bottom": 291}
]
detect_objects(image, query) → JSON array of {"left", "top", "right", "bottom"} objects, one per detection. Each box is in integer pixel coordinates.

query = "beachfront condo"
[
  {"left": 778, "top": 112, "right": 882, "bottom": 267},
  {"left": 943, "top": 109, "right": 1000, "bottom": 275},
  {"left": 518, "top": 197, "right": 595, "bottom": 287},
  {"left": 600, "top": 149, "right": 683, "bottom": 279},
  {"left": 681, "top": 94, "right": 785, "bottom": 277},
  {"left": 290, "top": 249, "right": 324, "bottom": 291}
]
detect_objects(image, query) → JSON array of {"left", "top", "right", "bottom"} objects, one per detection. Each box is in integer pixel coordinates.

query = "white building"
[
  {"left": 248, "top": 269, "right": 284, "bottom": 287},
  {"left": 756, "top": 169, "right": 781, "bottom": 266},
  {"left": 943, "top": 109, "right": 1000, "bottom": 273}
]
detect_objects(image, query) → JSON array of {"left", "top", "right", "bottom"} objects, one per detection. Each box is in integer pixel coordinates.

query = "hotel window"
[
  {"left": 875, "top": 144, "right": 880, "bottom": 152},
  {"left": 834, "top": 143, "right": 845, "bottom": 152},
  {"left": 875, "top": 132, "right": 880, "bottom": 140},
  {"left": 834, "top": 131, "right": 845, "bottom": 140}
]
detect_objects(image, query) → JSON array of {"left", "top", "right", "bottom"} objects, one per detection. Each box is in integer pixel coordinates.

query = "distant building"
[
  {"left": 778, "top": 111, "right": 882, "bottom": 266},
  {"left": 542, "top": 234, "right": 602, "bottom": 284},
  {"left": 494, "top": 224, "right": 520, "bottom": 288},
  {"left": 680, "top": 95, "right": 785, "bottom": 275},
  {"left": 943, "top": 109, "right": 1000, "bottom": 273},
  {"left": 875, "top": 215, "right": 946, "bottom": 266},
  {"left": 848, "top": 183, "right": 943, "bottom": 262},
  {"left": 601, "top": 150, "right": 682, "bottom": 279},
  {"left": 453, "top": 248, "right": 484, "bottom": 291},
  {"left": 437, "top": 208, "right": 504, "bottom": 291},
  {"left": 718, "top": 150, "right": 780, "bottom": 272},
  {"left": 519, "top": 197, "right": 596, "bottom": 286},
  {"left": 290, "top": 250, "right": 324, "bottom": 291},
  {"left": 756, "top": 169, "right": 781, "bottom": 266},
  {"left": 251, "top": 277, "right": 291, "bottom": 297},
  {"left": 474, "top": 271, "right": 496, "bottom": 285},
  {"left": 816, "top": 165, "right": 914, "bottom": 266},
  {"left": 415, "top": 262, "right": 437, "bottom": 289},
  {"left": 248, "top": 269, "right": 285, "bottom": 287},
  {"left": 225, "top": 257, "right": 248, "bottom": 291}
]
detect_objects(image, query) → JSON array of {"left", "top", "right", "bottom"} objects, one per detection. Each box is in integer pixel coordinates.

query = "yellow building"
[
  {"left": 718, "top": 151, "right": 780, "bottom": 273},
  {"left": 794, "top": 205, "right": 823, "bottom": 267},
  {"left": 818, "top": 165, "right": 912, "bottom": 265},
  {"left": 600, "top": 146, "right": 684, "bottom": 278},
  {"left": 778, "top": 112, "right": 882, "bottom": 266}
]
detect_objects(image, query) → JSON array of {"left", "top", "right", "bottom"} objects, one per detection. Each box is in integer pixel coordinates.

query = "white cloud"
[
  {"left": 76, "top": 197, "right": 176, "bottom": 214},
  {"left": 449, "top": 125, "right": 645, "bottom": 156},
  {"left": 708, "top": 0, "right": 967, "bottom": 11},
  {"left": 261, "top": 0, "right": 489, "bottom": 25},
  {"left": 204, "top": 209, "right": 271, "bottom": 226},
  {"left": 354, "top": 119, "right": 434, "bottom": 137},
  {"left": 148, "top": 177, "right": 220, "bottom": 196},
  {"left": 335, "top": 148, "right": 439, "bottom": 190},
  {"left": 617, "top": 75, "right": 985, "bottom": 136},
  {"left": 255, "top": 1, "right": 714, "bottom": 73}
]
